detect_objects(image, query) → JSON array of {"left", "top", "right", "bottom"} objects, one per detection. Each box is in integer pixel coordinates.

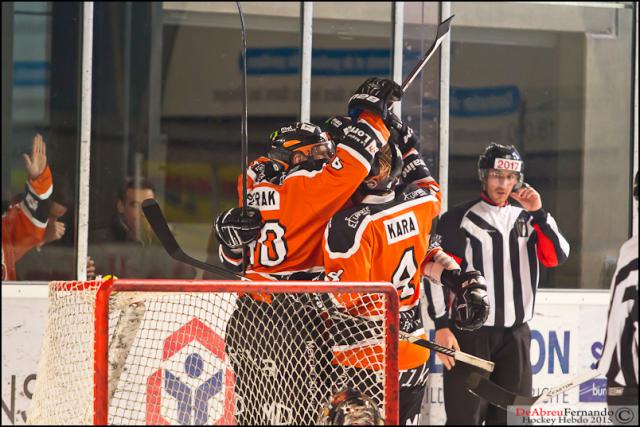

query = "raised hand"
[
  {"left": 385, "top": 112, "right": 419, "bottom": 155},
  {"left": 510, "top": 183, "right": 542, "bottom": 212},
  {"left": 23, "top": 133, "right": 47, "bottom": 180},
  {"left": 348, "top": 78, "right": 403, "bottom": 120}
]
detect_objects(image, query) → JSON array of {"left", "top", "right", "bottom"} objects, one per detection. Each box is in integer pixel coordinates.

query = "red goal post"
[{"left": 28, "top": 279, "right": 399, "bottom": 425}]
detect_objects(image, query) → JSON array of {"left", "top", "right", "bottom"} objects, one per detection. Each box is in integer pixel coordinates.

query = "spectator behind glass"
[
  {"left": 16, "top": 174, "right": 96, "bottom": 280},
  {"left": 88, "top": 178, "right": 195, "bottom": 279},
  {"left": 2, "top": 134, "right": 53, "bottom": 280}
]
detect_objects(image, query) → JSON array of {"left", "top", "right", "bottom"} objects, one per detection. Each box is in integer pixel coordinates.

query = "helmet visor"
[{"left": 309, "top": 141, "right": 336, "bottom": 161}]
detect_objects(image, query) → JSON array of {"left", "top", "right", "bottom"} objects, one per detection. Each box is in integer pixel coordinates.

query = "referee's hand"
[{"left": 435, "top": 327, "right": 460, "bottom": 370}]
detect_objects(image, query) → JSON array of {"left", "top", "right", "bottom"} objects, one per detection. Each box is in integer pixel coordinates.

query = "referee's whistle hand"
[
  {"left": 510, "top": 185, "right": 542, "bottom": 212},
  {"left": 435, "top": 328, "right": 459, "bottom": 370}
]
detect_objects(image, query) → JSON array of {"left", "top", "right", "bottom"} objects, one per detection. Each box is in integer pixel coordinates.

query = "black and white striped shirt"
[
  {"left": 425, "top": 195, "right": 570, "bottom": 328},
  {"left": 598, "top": 236, "right": 638, "bottom": 387}
]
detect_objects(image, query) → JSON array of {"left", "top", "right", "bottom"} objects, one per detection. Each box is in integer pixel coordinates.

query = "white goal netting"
[{"left": 27, "top": 279, "right": 399, "bottom": 425}]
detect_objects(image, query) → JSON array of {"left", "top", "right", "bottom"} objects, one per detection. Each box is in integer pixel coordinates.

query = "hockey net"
[{"left": 28, "top": 279, "right": 399, "bottom": 425}]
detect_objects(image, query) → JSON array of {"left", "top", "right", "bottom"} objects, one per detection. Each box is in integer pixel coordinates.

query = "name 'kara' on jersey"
[{"left": 323, "top": 184, "right": 441, "bottom": 311}]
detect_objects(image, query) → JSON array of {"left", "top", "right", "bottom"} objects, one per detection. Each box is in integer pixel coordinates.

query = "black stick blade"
[
  {"left": 142, "top": 198, "right": 242, "bottom": 279},
  {"left": 400, "top": 14, "right": 455, "bottom": 93},
  {"left": 142, "top": 198, "right": 182, "bottom": 257},
  {"left": 466, "top": 372, "right": 536, "bottom": 409}
]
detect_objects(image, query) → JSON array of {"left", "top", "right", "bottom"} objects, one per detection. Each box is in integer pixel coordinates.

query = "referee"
[
  {"left": 598, "top": 171, "right": 638, "bottom": 417},
  {"left": 425, "top": 143, "right": 570, "bottom": 425}
]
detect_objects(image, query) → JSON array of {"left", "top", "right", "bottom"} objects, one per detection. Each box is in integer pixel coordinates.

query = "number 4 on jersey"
[{"left": 392, "top": 247, "right": 418, "bottom": 301}]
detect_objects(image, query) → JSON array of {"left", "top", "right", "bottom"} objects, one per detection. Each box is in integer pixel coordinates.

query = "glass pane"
[
  {"left": 3, "top": 2, "right": 82, "bottom": 281},
  {"left": 402, "top": 2, "right": 441, "bottom": 178},
  {"left": 310, "top": 2, "right": 393, "bottom": 121},
  {"left": 448, "top": 2, "right": 634, "bottom": 288},
  {"left": 86, "top": 2, "right": 301, "bottom": 279}
]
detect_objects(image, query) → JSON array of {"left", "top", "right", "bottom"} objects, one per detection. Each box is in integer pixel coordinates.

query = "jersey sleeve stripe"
[
  {"left": 358, "top": 118, "right": 386, "bottom": 145},
  {"left": 339, "top": 143, "right": 373, "bottom": 173},
  {"left": 26, "top": 165, "right": 53, "bottom": 198},
  {"left": 18, "top": 200, "right": 47, "bottom": 228}
]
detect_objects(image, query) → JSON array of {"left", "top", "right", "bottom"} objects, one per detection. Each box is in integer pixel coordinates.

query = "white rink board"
[
  {"left": 2, "top": 284, "right": 609, "bottom": 425},
  {"left": 420, "top": 290, "right": 610, "bottom": 424},
  {"left": 1, "top": 285, "right": 48, "bottom": 425}
]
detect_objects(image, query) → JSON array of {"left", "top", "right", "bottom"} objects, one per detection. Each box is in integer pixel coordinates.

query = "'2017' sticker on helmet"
[{"left": 494, "top": 158, "right": 522, "bottom": 172}]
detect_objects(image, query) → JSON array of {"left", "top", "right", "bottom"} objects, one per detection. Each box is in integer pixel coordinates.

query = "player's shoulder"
[
  {"left": 441, "top": 198, "right": 481, "bottom": 223},
  {"left": 618, "top": 236, "right": 639, "bottom": 261},
  {"left": 395, "top": 183, "right": 433, "bottom": 204},
  {"left": 325, "top": 204, "right": 375, "bottom": 255}
]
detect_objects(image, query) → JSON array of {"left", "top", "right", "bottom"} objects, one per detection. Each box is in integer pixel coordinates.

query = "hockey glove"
[
  {"left": 322, "top": 116, "right": 353, "bottom": 144},
  {"left": 441, "top": 270, "right": 490, "bottom": 331},
  {"left": 249, "top": 158, "right": 285, "bottom": 184},
  {"left": 214, "top": 207, "right": 262, "bottom": 250},
  {"left": 386, "top": 112, "right": 420, "bottom": 155},
  {"left": 348, "top": 77, "right": 403, "bottom": 121}
]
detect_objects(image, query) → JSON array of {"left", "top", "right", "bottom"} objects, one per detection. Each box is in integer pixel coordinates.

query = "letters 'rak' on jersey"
[
  {"left": 219, "top": 111, "right": 390, "bottom": 281},
  {"left": 322, "top": 173, "right": 442, "bottom": 387}
]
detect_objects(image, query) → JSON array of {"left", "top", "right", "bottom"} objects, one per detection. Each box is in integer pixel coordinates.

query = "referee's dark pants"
[{"left": 443, "top": 323, "right": 532, "bottom": 425}]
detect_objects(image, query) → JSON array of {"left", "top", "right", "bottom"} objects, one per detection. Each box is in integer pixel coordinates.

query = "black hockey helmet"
[
  {"left": 360, "top": 142, "right": 403, "bottom": 195},
  {"left": 478, "top": 142, "right": 525, "bottom": 191},
  {"left": 267, "top": 122, "right": 335, "bottom": 168}
]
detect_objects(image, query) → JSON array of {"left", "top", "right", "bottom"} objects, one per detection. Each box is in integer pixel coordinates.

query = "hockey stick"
[
  {"left": 235, "top": 1, "right": 249, "bottom": 276},
  {"left": 142, "top": 197, "right": 494, "bottom": 372},
  {"left": 406, "top": 335, "right": 493, "bottom": 372},
  {"left": 142, "top": 198, "right": 244, "bottom": 280},
  {"left": 300, "top": 293, "right": 494, "bottom": 373},
  {"left": 400, "top": 14, "right": 454, "bottom": 94},
  {"left": 466, "top": 369, "right": 602, "bottom": 410},
  {"left": 235, "top": 1, "right": 249, "bottom": 216}
]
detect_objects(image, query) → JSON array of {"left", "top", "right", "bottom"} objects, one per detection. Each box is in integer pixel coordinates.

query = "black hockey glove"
[
  {"left": 322, "top": 116, "right": 353, "bottom": 144},
  {"left": 386, "top": 112, "right": 419, "bottom": 155},
  {"left": 250, "top": 159, "right": 285, "bottom": 184},
  {"left": 348, "top": 77, "right": 403, "bottom": 121},
  {"left": 441, "top": 270, "right": 490, "bottom": 331},
  {"left": 214, "top": 207, "right": 262, "bottom": 250}
]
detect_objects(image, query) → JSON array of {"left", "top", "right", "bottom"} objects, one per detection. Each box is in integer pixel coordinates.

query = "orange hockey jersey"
[
  {"left": 322, "top": 180, "right": 441, "bottom": 385},
  {"left": 2, "top": 166, "right": 53, "bottom": 280},
  {"left": 219, "top": 112, "right": 390, "bottom": 281}
]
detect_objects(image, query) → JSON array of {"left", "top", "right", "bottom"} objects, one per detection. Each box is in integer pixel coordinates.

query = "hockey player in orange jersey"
[
  {"left": 322, "top": 116, "right": 490, "bottom": 424},
  {"left": 202, "top": 117, "right": 347, "bottom": 279},
  {"left": 216, "top": 78, "right": 404, "bottom": 425},
  {"left": 2, "top": 134, "right": 53, "bottom": 280},
  {"left": 215, "top": 78, "right": 401, "bottom": 281}
]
